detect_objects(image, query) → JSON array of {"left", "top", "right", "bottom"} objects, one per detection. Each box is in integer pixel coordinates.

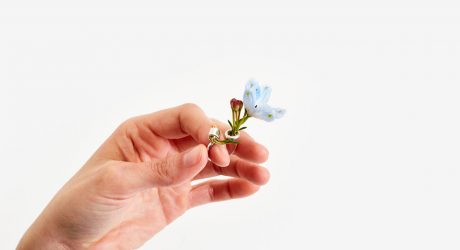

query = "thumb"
[{"left": 118, "top": 145, "right": 208, "bottom": 193}]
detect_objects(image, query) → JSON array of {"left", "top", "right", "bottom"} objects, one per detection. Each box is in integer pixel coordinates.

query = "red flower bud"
[{"left": 230, "top": 98, "right": 243, "bottom": 111}]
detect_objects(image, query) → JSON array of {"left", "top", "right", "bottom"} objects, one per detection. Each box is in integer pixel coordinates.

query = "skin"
[{"left": 17, "top": 103, "right": 270, "bottom": 250}]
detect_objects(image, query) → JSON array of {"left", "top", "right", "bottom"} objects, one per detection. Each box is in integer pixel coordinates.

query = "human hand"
[{"left": 17, "top": 103, "right": 270, "bottom": 249}]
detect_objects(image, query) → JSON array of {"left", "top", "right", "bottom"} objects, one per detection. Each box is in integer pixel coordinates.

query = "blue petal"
[
  {"left": 271, "top": 107, "right": 286, "bottom": 119},
  {"left": 246, "top": 79, "right": 261, "bottom": 99},
  {"left": 255, "top": 85, "right": 271, "bottom": 106},
  {"left": 252, "top": 105, "right": 285, "bottom": 122},
  {"left": 243, "top": 80, "right": 285, "bottom": 121},
  {"left": 245, "top": 79, "right": 260, "bottom": 92},
  {"left": 243, "top": 80, "right": 260, "bottom": 115}
]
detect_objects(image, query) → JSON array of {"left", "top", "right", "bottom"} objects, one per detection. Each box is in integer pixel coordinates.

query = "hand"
[{"left": 17, "top": 103, "right": 270, "bottom": 250}]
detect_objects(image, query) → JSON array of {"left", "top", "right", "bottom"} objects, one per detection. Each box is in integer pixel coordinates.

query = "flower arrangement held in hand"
[{"left": 208, "top": 80, "right": 286, "bottom": 147}]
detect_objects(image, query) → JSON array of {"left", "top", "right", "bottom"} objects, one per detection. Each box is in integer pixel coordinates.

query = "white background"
[{"left": 1, "top": 1, "right": 460, "bottom": 249}]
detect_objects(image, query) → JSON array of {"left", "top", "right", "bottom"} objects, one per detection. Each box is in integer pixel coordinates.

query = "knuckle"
[
  {"left": 225, "top": 181, "right": 234, "bottom": 199},
  {"left": 118, "top": 118, "right": 137, "bottom": 133},
  {"left": 97, "top": 163, "right": 127, "bottom": 193},
  {"left": 150, "top": 159, "right": 174, "bottom": 185},
  {"left": 212, "top": 162, "right": 224, "bottom": 175},
  {"left": 208, "top": 185, "right": 215, "bottom": 201},
  {"left": 233, "top": 160, "right": 244, "bottom": 178},
  {"left": 181, "top": 103, "right": 201, "bottom": 113}
]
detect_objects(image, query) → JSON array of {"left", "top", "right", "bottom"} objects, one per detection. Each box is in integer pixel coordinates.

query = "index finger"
[{"left": 138, "top": 103, "right": 230, "bottom": 166}]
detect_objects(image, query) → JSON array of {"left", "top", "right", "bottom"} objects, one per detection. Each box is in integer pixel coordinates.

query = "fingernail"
[
  {"left": 183, "top": 146, "right": 203, "bottom": 167},
  {"left": 213, "top": 145, "right": 230, "bottom": 167},
  {"left": 216, "top": 144, "right": 227, "bottom": 155}
]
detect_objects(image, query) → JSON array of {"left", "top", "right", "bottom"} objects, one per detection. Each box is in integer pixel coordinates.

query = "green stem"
[
  {"left": 232, "top": 110, "right": 238, "bottom": 136},
  {"left": 233, "top": 110, "right": 250, "bottom": 134},
  {"left": 218, "top": 109, "right": 251, "bottom": 145}
]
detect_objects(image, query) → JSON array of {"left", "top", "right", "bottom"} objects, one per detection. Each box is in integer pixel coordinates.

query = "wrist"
[{"left": 17, "top": 216, "right": 73, "bottom": 250}]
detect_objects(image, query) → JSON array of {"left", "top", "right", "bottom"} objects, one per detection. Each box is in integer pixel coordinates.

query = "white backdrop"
[{"left": 1, "top": 2, "right": 460, "bottom": 249}]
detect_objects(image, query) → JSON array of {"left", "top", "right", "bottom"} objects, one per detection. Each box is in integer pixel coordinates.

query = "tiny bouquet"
[{"left": 208, "top": 80, "right": 286, "bottom": 147}]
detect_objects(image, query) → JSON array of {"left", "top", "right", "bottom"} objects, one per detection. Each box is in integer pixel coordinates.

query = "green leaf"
[
  {"left": 239, "top": 127, "right": 247, "bottom": 130},
  {"left": 227, "top": 120, "right": 233, "bottom": 127},
  {"left": 221, "top": 139, "right": 240, "bottom": 144},
  {"left": 239, "top": 116, "right": 249, "bottom": 125}
]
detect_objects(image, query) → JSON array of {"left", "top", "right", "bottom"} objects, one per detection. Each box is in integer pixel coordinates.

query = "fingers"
[
  {"left": 144, "top": 103, "right": 210, "bottom": 142},
  {"left": 213, "top": 120, "right": 269, "bottom": 163},
  {"left": 136, "top": 103, "right": 230, "bottom": 167},
  {"left": 174, "top": 120, "right": 270, "bottom": 164},
  {"left": 132, "top": 103, "right": 268, "bottom": 166},
  {"left": 194, "top": 155, "right": 270, "bottom": 186},
  {"left": 189, "top": 179, "right": 260, "bottom": 208},
  {"left": 112, "top": 145, "right": 208, "bottom": 193},
  {"left": 207, "top": 143, "right": 230, "bottom": 167}
]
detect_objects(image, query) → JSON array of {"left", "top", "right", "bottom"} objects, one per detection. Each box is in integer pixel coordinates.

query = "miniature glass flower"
[
  {"left": 209, "top": 79, "right": 285, "bottom": 146},
  {"left": 243, "top": 80, "right": 286, "bottom": 122}
]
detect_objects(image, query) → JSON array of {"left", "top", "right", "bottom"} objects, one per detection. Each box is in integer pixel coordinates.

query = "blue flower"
[{"left": 243, "top": 80, "right": 286, "bottom": 122}]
